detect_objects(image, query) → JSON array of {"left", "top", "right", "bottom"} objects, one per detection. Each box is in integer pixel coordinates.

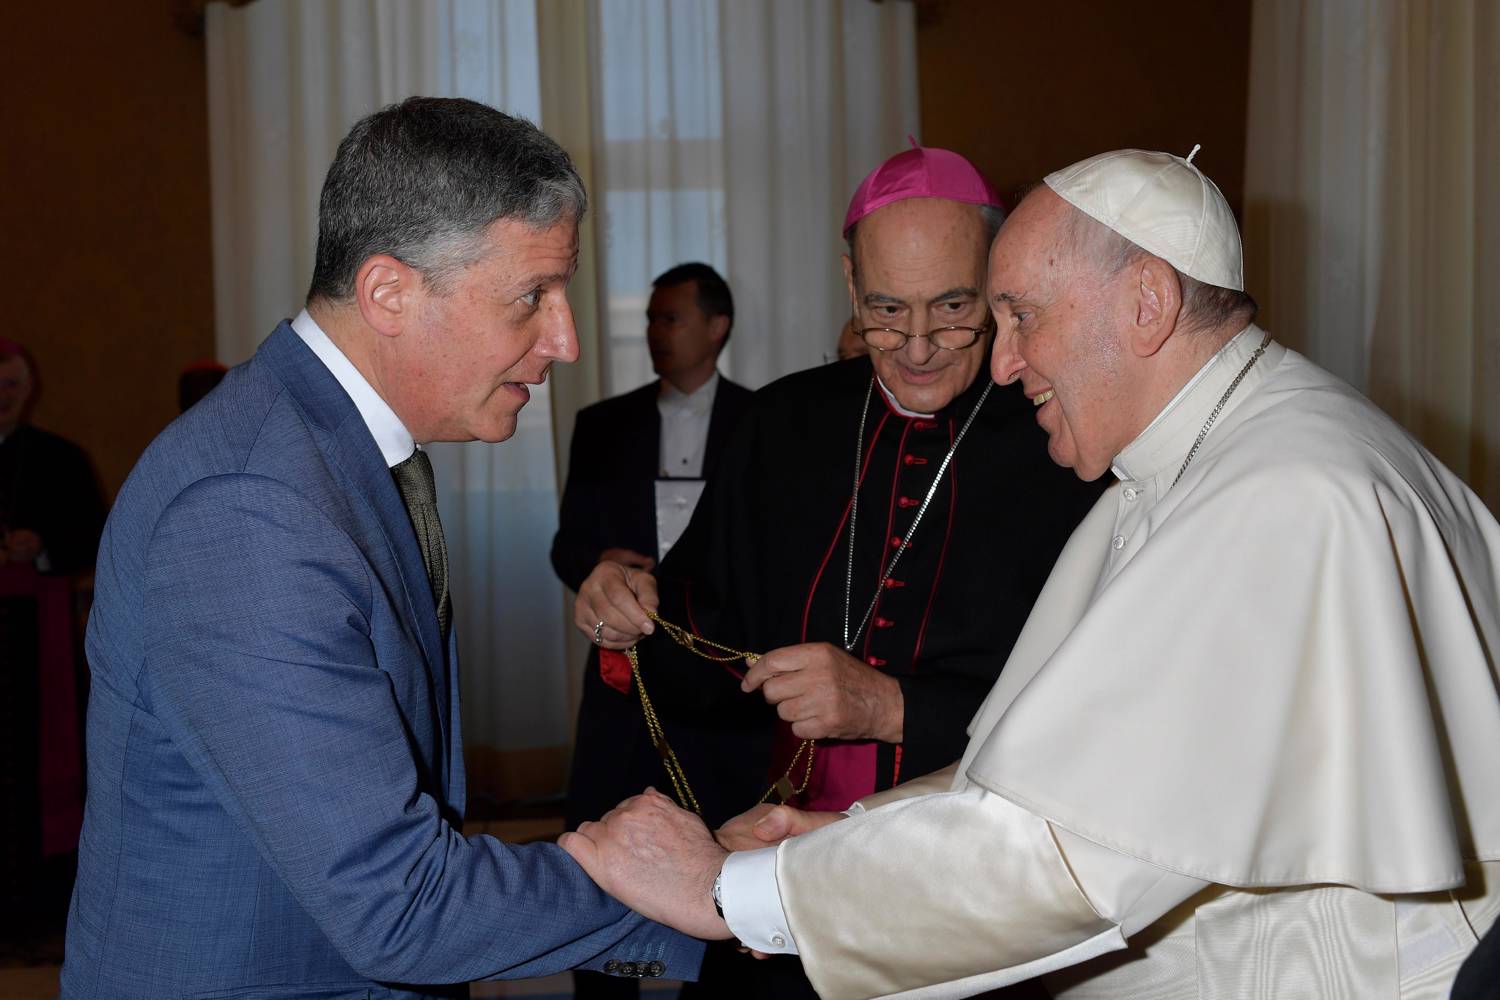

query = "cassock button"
[
  {"left": 874, "top": 616, "right": 894, "bottom": 628},
  {"left": 898, "top": 495, "right": 918, "bottom": 508},
  {"left": 913, "top": 419, "right": 937, "bottom": 430},
  {"left": 884, "top": 578, "right": 905, "bottom": 589},
  {"left": 1123, "top": 487, "right": 1140, "bottom": 502},
  {"left": 770, "top": 933, "right": 787, "bottom": 949},
  {"left": 1111, "top": 534, "right": 1126, "bottom": 550},
  {"left": 902, "top": 454, "right": 929, "bottom": 466},
  {"left": 890, "top": 535, "right": 903, "bottom": 548},
  {"left": 867, "top": 656, "right": 887, "bottom": 667}
]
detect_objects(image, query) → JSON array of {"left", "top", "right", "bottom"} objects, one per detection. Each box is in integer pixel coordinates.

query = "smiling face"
[
  {"left": 844, "top": 198, "right": 993, "bottom": 414},
  {"left": 385, "top": 215, "right": 581, "bottom": 443},
  {"left": 987, "top": 189, "right": 1135, "bottom": 481}
]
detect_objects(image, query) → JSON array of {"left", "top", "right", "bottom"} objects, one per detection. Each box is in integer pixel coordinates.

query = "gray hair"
[
  {"left": 846, "top": 203, "right": 1006, "bottom": 280},
  {"left": 1062, "top": 203, "right": 1256, "bottom": 333},
  {"left": 307, "top": 96, "right": 587, "bottom": 304}
]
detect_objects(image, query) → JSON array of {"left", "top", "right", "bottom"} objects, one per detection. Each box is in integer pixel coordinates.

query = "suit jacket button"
[
  {"left": 603, "top": 960, "right": 621, "bottom": 973},
  {"left": 622, "top": 961, "right": 641, "bottom": 977},
  {"left": 646, "top": 960, "right": 665, "bottom": 977}
]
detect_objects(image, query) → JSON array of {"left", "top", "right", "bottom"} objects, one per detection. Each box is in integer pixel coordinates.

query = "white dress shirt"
[
  {"left": 291, "top": 309, "right": 415, "bottom": 467},
  {"left": 656, "top": 371, "right": 719, "bottom": 478}
]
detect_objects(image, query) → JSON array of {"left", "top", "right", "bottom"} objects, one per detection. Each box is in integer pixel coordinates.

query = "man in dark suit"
[
  {"left": 62, "top": 97, "right": 701, "bottom": 1000},
  {"left": 552, "top": 263, "right": 750, "bottom": 1000}
]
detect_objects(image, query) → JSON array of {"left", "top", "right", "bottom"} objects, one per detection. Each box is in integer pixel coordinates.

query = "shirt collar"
[
  {"left": 875, "top": 375, "right": 937, "bottom": 419},
  {"left": 1111, "top": 324, "right": 1270, "bottom": 486},
  {"left": 659, "top": 370, "right": 720, "bottom": 415},
  {"left": 291, "top": 309, "right": 415, "bottom": 468}
]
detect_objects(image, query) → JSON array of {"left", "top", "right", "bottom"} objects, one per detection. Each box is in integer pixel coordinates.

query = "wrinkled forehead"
[
  {"left": 854, "top": 198, "right": 990, "bottom": 292},
  {"left": 988, "top": 190, "right": 1073, "bottom": 287}
]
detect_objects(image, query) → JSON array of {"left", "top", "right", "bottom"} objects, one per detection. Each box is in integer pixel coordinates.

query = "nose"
[
  {"left": 989, "top": 323, "right": 1026, "bottom": 385},
  {"left": 546, "top": 297, "right": 581, "bottom": 364},
  {"left": 902, "top": 320, "right": 939, "bottom": 366}
]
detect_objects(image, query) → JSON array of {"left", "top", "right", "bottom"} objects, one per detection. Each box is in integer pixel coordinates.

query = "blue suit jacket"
[{"left": 62, "top": 323, "right": 702, "bottom": 1000}]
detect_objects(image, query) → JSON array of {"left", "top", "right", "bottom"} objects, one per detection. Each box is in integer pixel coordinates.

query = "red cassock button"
[
  {"left": 898, "top": 496, "right": 918, "bottom": 508},
  {"left": 903, "top": 454, "right": 929, "bottom": 466},
  {"left": 890, "top": 535, "right": 903, "bottom": 548},
  {"left": 874, "top": 617, "right": 895, "bottom": 628},
  {"left": 866, "top": 656, "right": 887, "bottom": 667},
  {"left": 884, "top": 578, "right": 906, "bottom": 589},
  {"left": 913, "top": 419, "right": 937, "bottom": 430}
]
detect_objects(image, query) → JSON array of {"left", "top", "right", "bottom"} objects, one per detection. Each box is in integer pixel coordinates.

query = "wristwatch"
[{"left": 711, "top": 871, "right": 724, "bottom": 919}]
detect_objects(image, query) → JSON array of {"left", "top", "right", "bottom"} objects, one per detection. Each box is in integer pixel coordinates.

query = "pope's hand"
[
  {"left": 716, "top": 802, "right": 845, "bottom": 851},
  {"left": 741, "top": 642, "right": 904, "bottom": 742},
  {"left": 574, "top": 559, "right": 658, "bottom": 649},
  {"left": 560, "top": 788, "right": 733, "bottom": 940}
]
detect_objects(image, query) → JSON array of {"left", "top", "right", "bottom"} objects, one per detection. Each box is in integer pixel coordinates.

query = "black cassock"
[
  {"left": 636, "top": 356, "right": 1105, "bottom": 828},
  {"left": 0, "top": 423, "right": 106, "bottom": 575}
]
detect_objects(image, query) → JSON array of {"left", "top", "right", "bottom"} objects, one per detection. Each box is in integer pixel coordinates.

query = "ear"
[
  {"left": 1129, "top": 257, "right": 1183, "bottom": 358},
  {"left": 707, "top": 313, "right": 730, "bottom": 347},
  {"left": 354, "top": 254, "right": 420, "bottom": 338},
  {"left": 841, "top": 253, "right": 857, "bottom": 311}
]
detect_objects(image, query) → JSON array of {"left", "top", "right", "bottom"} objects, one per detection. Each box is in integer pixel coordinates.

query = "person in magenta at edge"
[
  {"left": 565, "top": 148, "right": 1500, "bottom": 1000},
  {"left": 61, "top": 97, "right": 702, "bottom": 1000},
  {"left": 571, "top": 142, "right": 1103, "bottom": 998}
]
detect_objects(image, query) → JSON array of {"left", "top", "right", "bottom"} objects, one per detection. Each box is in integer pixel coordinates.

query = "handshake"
[{"left": 559, "top": 790, "right": 842, "bottom": 941}]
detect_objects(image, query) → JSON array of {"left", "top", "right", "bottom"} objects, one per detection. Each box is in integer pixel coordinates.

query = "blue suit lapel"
[{"left": 257, "top": 323, "right": 453, "bottom": 754}]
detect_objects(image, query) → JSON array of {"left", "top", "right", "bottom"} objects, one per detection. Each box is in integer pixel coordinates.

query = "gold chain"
[{"left": 624, "top": 611, "right": 816, "bottom": 816}]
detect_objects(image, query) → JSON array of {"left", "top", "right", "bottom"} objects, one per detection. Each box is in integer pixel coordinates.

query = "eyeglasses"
[{"left": 854, "top": 321, "right": 991, "bottom": 353}]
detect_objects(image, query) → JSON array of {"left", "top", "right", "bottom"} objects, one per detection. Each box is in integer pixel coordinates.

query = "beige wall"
[
  {"left": 915, "top": 0, "right": 1253, "bottom": 217},
  {"left": 8, "top": 3, "right": 216, "bottom": 500}
]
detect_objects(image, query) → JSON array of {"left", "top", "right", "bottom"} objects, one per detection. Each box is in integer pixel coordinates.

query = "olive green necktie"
[{"left": 391, "top": 448, "right": 450, "bottom": 640}]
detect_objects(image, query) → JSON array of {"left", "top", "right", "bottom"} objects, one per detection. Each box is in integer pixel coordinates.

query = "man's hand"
[
  {"left": 599, "top": 547, "right": 656, "bottom": 572},
  {"left": 741, "top": 642, "right": 904, "bottom": 742},
  {"left": 715, "top": 802, "right": 845, "bottom": 851},
  {"left": 574, "top": 559, "right": 658, "bottom": 649},
  {"left": 560, "top": 788, "right": 733, "bottom": 941},
  {"left": 2, "top": 528, "right": 42, "bottom": 565}
]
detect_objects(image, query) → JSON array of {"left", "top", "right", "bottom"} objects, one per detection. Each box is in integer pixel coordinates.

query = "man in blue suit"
[{"left": 62, "top": 97, "right": 703, "bottom": 1000}]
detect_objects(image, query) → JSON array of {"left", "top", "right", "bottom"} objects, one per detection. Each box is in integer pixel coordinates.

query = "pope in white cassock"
[{"left": 560, "top": 148, "right": 1500, "bottom": 999}]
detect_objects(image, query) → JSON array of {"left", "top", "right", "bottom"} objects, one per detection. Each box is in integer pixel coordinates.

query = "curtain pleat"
[{"left": 1244, "top": 0, "right": 1500, "bottom": 511}]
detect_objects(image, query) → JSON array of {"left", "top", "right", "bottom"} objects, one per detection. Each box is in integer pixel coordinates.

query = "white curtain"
[
  {"left": 1243, "top": 0, "right": 1500, "bottom": 509},
  {"left": 589, "top": 0, "right": 920, "bottom": 394},
  {"left": 206, "top": 0, "right": 569, "bottom": 759}
]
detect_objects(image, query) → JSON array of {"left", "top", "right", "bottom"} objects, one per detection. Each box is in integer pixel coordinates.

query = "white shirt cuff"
[{"left": 720, "top": 847, "right": 798, "bottom": 955}]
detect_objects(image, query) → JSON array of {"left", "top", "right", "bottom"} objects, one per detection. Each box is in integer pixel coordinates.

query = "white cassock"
[{"left": 720, "top": 326, "right": 1500, "bottom": 999}]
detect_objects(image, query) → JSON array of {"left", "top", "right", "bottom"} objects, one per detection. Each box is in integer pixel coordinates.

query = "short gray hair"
[
  {"left": 846, "top": 203, "right": 1005, "bottom": 280},
  {"left": 307, "top": 96, "right": 587, "bottom": 304},
  {"left": 1063, "top": 204, "right": 1256, "bottom": 333}
]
